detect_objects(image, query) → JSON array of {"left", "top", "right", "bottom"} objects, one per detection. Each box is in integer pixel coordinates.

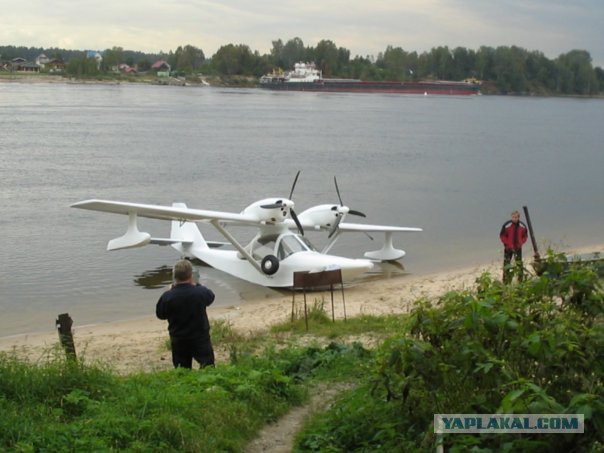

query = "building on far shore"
[
  {"left": 46, "top": 59, "right": 65, "bottom": 73},
  {"left": 35, "top": 53, "right": 50, "bottom": 68},
  {"left": 151, "top": 60, "right": 171, "bottom": 77},
  {"left": 86, "top": 51, "right": 103, "bottom": 69},
  {"left": 114, "top": 63, "right": 137, "bottom": 74},
  {"left": 9, "top": 57, "right": 40, "bottom": 72}
]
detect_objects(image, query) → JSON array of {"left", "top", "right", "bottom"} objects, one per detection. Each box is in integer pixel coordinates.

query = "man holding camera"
[{"left": 156, "top": 259, "right": 215, "bottom": 369}]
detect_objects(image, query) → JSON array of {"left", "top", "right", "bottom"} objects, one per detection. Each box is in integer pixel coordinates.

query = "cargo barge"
[{"left": 260, "top": 62, "right": 481, "bottom": 95}]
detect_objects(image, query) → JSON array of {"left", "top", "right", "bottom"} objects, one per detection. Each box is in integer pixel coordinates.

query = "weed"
[{"left": 0, "top": 339, "right": 370, "bottom": 451}]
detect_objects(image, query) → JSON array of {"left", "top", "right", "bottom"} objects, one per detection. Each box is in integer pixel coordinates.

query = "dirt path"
[{"left": 245, "top": 383, "right": 351, "bottom": 453}]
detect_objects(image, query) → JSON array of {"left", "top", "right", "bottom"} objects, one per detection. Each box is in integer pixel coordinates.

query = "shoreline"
[
  {"left": 2, "top": 243, "right": 600, "bottom": 374},
  {"left": 2, "top": 74, "right": 604, "bottom": 98}
]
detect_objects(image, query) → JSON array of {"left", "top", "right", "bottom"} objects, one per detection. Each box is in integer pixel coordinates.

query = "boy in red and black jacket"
[{"left": 499, "top": 210, "right": 528, "bottom": 283}]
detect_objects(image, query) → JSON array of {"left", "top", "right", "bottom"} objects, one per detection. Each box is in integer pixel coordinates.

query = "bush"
[{"left": 296, "top": 254, "right": 604, "bottom": 451}]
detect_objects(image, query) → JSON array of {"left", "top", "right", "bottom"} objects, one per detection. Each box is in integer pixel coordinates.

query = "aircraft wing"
[
  {"left": 338, "top": 222, "right": 423, "bottom": 233},
  {"left": 71, "top": 199, "right": 260, "bottom": 225},
  {"left": 283, "top": 218, "right": 422, "bottom": 233}
]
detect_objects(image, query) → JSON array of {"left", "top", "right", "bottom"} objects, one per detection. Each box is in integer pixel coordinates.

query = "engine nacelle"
[
  {"left": 241, "top": 198, "right": 295, "bottom": 224},
  {"left": 298, "top": 204, "right": 347, "bottom": 230}
]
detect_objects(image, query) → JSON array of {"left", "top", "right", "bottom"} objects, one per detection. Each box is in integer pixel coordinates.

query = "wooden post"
[
  {"left": 56, "top": 313, "right": 77, "bottom": 360},
  {"left": 522, "top": 206, "right": 540, "bottom": 260},
  {"left": 340, "top": 277, "right": 347, "bottom": 321},
  {"left": 523, "top": 205, "right": 543, "bottom": 275},
  {"left": 330, "top": 284, "right": 335, "bottom": 322},
  {"left": 303, "top": 290, "right": 309, "bottom": 331}
]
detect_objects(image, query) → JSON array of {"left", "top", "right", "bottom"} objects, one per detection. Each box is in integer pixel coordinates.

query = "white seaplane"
[{"left": 71, "top": 175, "right": 422, "bottom": 287}]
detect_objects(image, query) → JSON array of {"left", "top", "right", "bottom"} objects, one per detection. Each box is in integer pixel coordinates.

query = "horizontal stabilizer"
[
  {"left": 151, "top": 238, "right": 228, "bottom": 248},
  {"left": 150, "top": 238, "right": 193, "bottom": 247}
]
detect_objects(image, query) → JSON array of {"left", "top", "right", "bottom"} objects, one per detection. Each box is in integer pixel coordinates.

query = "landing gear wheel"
[{"left": 261, "top": 255, "right": 279, "bottom": 275}]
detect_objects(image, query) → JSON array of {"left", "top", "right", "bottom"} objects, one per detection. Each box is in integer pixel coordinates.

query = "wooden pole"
[
  {"left": 56, "top": 313, "right": 77, "bottom": 360},
  {"left": 303, "top": 291, "right": 308, "bottom": 331},
  {"left": 522, "top": 206, "right": 540, "bottom": 260},
  {"left": 330, "top": 284, "right": 335, "bottom": 322}
]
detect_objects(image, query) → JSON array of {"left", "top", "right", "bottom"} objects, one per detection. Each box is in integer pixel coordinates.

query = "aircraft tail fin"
[{"left": 169, "top": 203, "right": 209, "bottom": 254}]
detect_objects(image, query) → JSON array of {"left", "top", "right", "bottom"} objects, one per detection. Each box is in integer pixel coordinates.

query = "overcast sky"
[{"left": 2, "top": 0, "right": 603, "bottom": 67}]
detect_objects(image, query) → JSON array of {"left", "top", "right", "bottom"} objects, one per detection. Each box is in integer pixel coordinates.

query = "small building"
[
  {"left": 117, "top": 63, "right": 137, "bottom": 74},
  {"left": 11, "top": 58, "right": 40, "bottom": 72},
  {"left": 151, "top": 60, "right": 171, "bottom": 76},
  {"left": 35, "top": 53, "right": 50, "bottom": 68},
  {"left": 86, "top": 50, "right": 103, "bottom": 69},
  {"left": 46, "top": 59, "right": 65, "bottom": 73}
]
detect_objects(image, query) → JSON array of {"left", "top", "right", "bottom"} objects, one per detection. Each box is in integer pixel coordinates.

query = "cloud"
[{"left": 0, "top": 0, "right": 602, "bottom": 66}]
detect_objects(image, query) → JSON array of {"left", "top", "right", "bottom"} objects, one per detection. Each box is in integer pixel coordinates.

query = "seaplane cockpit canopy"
[{"left": 250, "top": 233, "right": 317, "bottom": 261}]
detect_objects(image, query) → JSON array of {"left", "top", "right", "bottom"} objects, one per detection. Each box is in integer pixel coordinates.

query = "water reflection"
[{"left": 133, "top": 265, "right": 173, "bottom": 289}]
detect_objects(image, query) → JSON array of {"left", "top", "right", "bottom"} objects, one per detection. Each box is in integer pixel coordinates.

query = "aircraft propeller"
[
  {"left": 328, "top": 176, "right": 366, "bottom": 238},
  {"left": 260, "top": 171, "right": 304, "bottom": 235}
]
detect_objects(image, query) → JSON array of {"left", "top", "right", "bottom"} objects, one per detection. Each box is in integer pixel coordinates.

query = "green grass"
[
  {"left": 271, "top": 298, "right": 409, "bottom": 339},
  {"left": 0, "top": 336, "right": 370, "bottom": 451}
]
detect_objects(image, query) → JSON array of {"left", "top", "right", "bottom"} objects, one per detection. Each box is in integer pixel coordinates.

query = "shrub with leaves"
[{"left": 296, "top": 253, "right": 603, "bottom": 452}]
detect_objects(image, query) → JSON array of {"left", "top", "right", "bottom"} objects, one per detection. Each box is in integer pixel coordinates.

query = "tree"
[
  {"left": 65, "top": 53, "right": 99, "bottom": 76},
  {"left": 281, "top": 37, "right": 306, "bottom": 69},
  {"left": 174, "top": 45, "right": 205, "bottom": 73},
  {"left": 451, "top": 47, "right": 475, "bottom": 80},
  {"left": 556, "top": 50, "right": 597, "bottom": 94},
  {"left": 493, "top": 46, "right": 528, "bottom": 93},
  {"left": 378, "top": 46, "right": 416, "bottom": 81},
  {"left": 428, "top": 46, "right": 454, "bottom": 79},
  {"left": 315, "top": 39, "right": 339, "bottom": 77},
  {"left": 595, "top": 67, "right": 604, "bottom": 91},
  {"left": 336, "top": 46, "right": 351, "bottom": 76},
  {"left": 137, "top": 58, "right": 151, "bottom": 72},
  {"left": 475, "top": 46, "right": 496, "bottom": 80},
  {"left": 102, "top": 46, "right": 123, "bottom": 71},
  {"left": 270, "top": 39, "right": 284, "bottom": 67},
  {"left": 212, "top": 44, "right": 256, "bottom": 75}
]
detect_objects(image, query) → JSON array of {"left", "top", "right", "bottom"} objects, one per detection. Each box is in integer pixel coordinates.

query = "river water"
[{"left": 1, "top": 82, "right": 603, "bottom": 336}]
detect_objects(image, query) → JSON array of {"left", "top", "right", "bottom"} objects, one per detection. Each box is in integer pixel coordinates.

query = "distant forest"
[{"left": 2, "top": 37, "right": 603, "bottom": 95}]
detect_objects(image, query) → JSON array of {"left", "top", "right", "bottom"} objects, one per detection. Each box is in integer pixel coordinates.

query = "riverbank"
[
  {"left": 0, "top": 73, "right": 256, "bottom": 87},
  {"left": 3, "top": 73, "right": 603, "bottom": 96},
  {"left": 2, "top": 244, "right": 600, "bottom": 374}
]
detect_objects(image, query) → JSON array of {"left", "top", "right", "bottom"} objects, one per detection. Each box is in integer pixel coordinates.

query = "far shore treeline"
[{"left": 1, "top": 37, "right": 603, "bottom": 95}]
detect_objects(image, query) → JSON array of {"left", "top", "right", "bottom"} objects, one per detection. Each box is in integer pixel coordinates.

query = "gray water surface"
[{"left": 1, "top": 83, "right": 603, "bottom": 336}]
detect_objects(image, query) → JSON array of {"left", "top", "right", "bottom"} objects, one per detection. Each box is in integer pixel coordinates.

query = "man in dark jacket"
[
  {"left": 156, "top": 260, "right": 215, "bottom": 368},
  {"left": 499, "top": 210, "right": 528, "bottom": 283}
]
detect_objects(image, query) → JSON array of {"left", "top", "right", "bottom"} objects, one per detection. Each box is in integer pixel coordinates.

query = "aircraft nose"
[{"left": 339, "top": 258, "right": 374, "bottom": 280}]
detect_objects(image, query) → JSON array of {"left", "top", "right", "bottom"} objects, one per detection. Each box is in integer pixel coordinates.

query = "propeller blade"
[
  {"left": 328, "top": 215, "right": 342, "bottom": 238},
  {"left": 334, "top": 176, "right": 365, "bottom": 217},
  {"left": 290, "top": 208, "right": 304, "bottom": 236},
  {"left": 349, "top": 209, "right": 366, "bottom": 218},
  {"left": 334, "top": 176, "right": 343, "bottom": 206},
  {"left": 289, "top": 170, "right": 301, "bottom": 200},
  {"left": 260, "top": 201, "right": 283, "bottom": 209}
]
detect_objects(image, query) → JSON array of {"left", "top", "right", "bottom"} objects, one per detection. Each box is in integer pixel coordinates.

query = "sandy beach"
[{"left": 1, "top": 244, "right": 600, "bottom": 374}]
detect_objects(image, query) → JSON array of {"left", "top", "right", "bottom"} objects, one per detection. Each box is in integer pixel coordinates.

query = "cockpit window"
[
  {"left": 297, "top": 235, "right": 317, "bottom": 252},
  {"left": 251, "top": 234, "right": 317, "bottom": 261},
  {"left": 251, "top": 235, "right": 278, "bottom": 260},
  {"left": 277, "top": 235, "right": 316, "bottom": 260}
]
